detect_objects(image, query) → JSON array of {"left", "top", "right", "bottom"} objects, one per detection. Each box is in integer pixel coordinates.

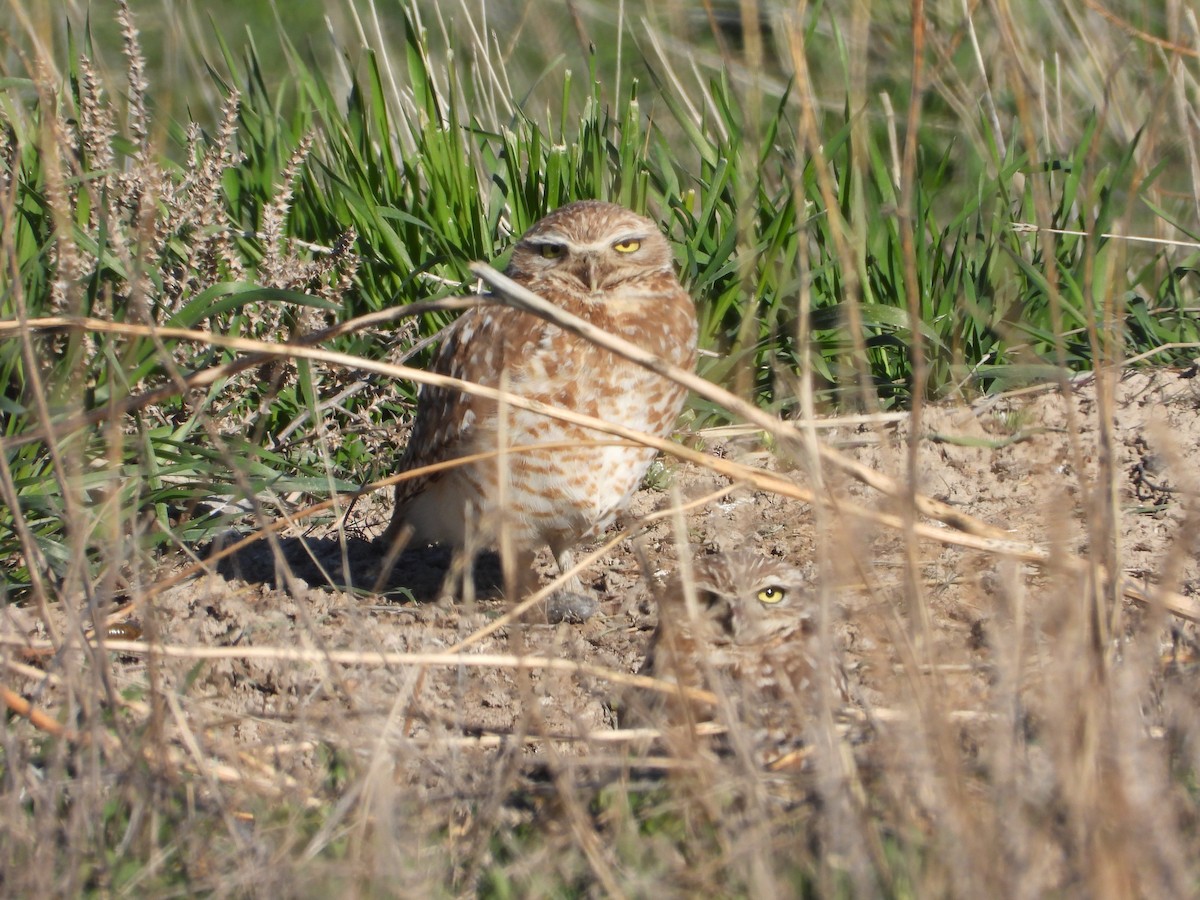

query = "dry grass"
[{"left": 3, "top": 0, "right": 1200, "bottom": 896}]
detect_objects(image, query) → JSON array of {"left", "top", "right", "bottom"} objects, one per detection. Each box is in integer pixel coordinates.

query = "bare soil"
[{"left": 42, "top": 367, "right": 1200, "bottom": 889}]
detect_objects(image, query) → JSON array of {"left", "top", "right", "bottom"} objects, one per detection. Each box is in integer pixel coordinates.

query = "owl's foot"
[
  {"left": 543, "top": 547, "right": 601, "bottom": 623},
  {"left": 545, "top": 590, "right": 599, "bottom": 624}
]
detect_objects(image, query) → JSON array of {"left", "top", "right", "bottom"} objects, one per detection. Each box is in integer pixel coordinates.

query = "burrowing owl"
[
  {"left": 382, "top": 201, "right": 697, "bottom": 615},
  {"left": 632, "top": 550, "right": 845, "bottom": 767}
]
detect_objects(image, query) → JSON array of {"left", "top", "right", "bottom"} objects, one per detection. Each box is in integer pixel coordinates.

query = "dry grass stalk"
[{"left": 11, "top": 310, "right": 1200, "bottom": 624}]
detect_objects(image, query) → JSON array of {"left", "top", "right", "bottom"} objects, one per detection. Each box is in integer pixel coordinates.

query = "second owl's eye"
[
  {"left": 756, "top": 585, "right": 786, "bottom": 604},
  {"left": 612, "top": 239, "right": 641, "bottom": 253},
  {"left": 538, "top": 243, "right": 566, "bottom": 259}
]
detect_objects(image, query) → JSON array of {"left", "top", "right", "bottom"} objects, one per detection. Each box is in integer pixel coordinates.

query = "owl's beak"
[{"left": 571, "top": 253, "right": 602, "bottom": 291}]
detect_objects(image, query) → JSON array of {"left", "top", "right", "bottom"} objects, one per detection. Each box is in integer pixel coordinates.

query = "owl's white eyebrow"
[{"left": 526, "top": 233, "right": 649, "bottom": 250}]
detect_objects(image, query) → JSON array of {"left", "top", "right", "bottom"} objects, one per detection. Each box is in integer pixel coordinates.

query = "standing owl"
[
  {"left": 632, "top": 550, "right": 846, "bottom": 768},
  {"left": 381, "top": 201, "right": 698, "bottom": 616}
]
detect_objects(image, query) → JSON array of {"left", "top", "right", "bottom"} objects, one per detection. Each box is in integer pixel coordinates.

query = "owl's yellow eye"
[
  {"left": 756, "top": 585, "right": 786, "bottom": 604},
  {"left": 612, "top": 239, "right": 641, "bottom": 253},
  {"left": 538, "top": 243, "right": 566, "bottom": 259}
]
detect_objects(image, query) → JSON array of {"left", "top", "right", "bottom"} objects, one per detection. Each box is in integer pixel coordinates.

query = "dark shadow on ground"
[{"left": 211, "top": 533, "right": 505, "bottom": 601}]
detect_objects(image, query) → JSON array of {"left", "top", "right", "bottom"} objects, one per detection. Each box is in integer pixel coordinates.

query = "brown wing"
[{"left": 394, "top": 301, "right": 540, "bottom": 502}]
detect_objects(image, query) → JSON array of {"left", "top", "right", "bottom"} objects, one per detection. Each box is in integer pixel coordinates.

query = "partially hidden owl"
[
  {"left": 381, "top": 201, "right": 698, "bottom": 614},
  {"left": 631, "top": 550, "right": 847, "bottom": 768}
]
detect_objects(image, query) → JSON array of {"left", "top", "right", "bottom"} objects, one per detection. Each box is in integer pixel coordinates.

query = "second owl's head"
[
  {"left": 694, "top": 552, "right": 814, "bottom": 646},
  {"left": 506, "top": 200, "right": 674, "bottom": 293}
]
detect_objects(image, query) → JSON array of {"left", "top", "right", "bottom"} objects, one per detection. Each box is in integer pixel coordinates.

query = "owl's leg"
[{"left": 544, "top": 546, "right": 600, "bottom": 624}]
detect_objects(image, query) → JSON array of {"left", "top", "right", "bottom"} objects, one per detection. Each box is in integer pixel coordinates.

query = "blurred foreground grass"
[{"left": 2, "top": 0, "right": 1200, "bottom": 895}]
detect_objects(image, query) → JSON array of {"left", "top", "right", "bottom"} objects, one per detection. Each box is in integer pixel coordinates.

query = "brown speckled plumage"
[
  {"left": 382, "top": 201, "right": 697, "bottom": 600},
  {"left": 635, "top": 550, "right": 847, "bottom": 766}
]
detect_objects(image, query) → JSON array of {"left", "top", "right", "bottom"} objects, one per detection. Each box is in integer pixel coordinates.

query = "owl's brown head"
[
  {"left": 691, "top": 551, "right": 813, "bottom": 646},
  {"left": 506, "top": 200, "right": 676, "bottom": 294}
]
